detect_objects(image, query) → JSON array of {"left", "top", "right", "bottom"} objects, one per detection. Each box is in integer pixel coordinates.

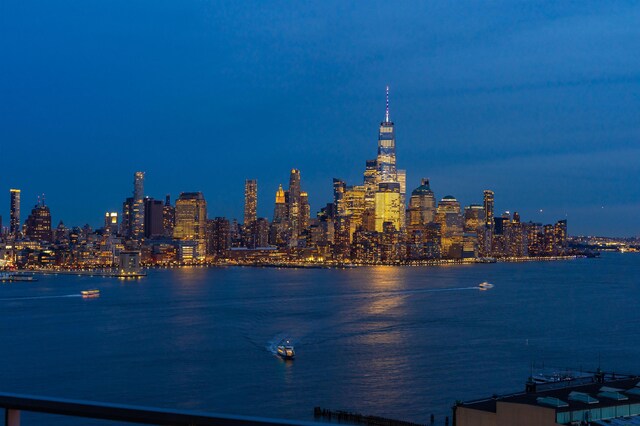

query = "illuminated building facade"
[
  {"left": 173, "top": 192, "right": 207, "bottom": 260},
  {"left": 9, "top": 189, "right": 20, "bottom": 238},
  {"left": 104, "top": 212, "right": 118, "bottom": 235},
  {"left": 206, "top": 217, "right": 230, "bottom": 257},
  {"left": 24, "top": 199, "right": 52, "bottom": 242},
  {"left": 132, "top": 172, "right": 145, "bottom": 239},
  {"left": 436, "top": 195, "right": 463, "bottom": 258},
  {"left": 374, "top": 182, "right": 402, "bottom": 232},
  {"left": 244, "top": 179, "right": 257, "bottom": 227},
  {"left": 408, "top": 179, "right": 436, "bottom": 229},
  {"left": 162, "top": 195, "right": 175, "bottom": 237}
]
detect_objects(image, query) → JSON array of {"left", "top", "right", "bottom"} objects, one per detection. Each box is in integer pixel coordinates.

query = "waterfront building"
[
  {"left": 408, "top": 179, "right": 436, "bottom": 229},
  {"left": 24, "top": 199, "right": 52, "bottom": 242},
  {"left": 206, "top": 217, "right": 230, "bottom": 257},
  {"left": 162, "top": 195, "right": 175, "bottom": 237},
  {"left": 482, "top": 190, "right": 495, "bottom": 256},
  {"left": 554, "top": 219, "right": 568, "bottom": 254},
  {"left": 143, "top": 198, "right": 164, "bottom": 239},
  {"left": 455, "top": 371, "right": 640, "bottom": 426},
  {"left": 173, "top": 192, "right": 207, "bottom": 260},
  {"left": 118, "top": 250, "right": 141, "bottom": 275},
  {"left": 104, "top": 212, "right": 118, "bottom": 235},
  {"left": 300, "top": 191, "right": 310, "bottom": 232},
  {"left": 9, "top": 189, "right": 20, "bottom": 238},
  {"left": 121, "top": 197, "right": 133, "bottom": 238}
]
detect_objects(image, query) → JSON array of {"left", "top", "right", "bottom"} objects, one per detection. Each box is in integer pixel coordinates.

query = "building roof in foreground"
[{"left": 461, "top": 373, "right": 640, "bottom": 415}]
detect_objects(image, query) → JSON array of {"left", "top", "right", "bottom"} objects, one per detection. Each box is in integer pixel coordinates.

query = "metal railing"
[{"left": 0, "top": 392, "right": 318, "bottom": 426}]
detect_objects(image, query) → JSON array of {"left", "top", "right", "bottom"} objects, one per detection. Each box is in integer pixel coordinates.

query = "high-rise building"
[
  {"left": 132, "top": 172, "right": 145, "bottom": 239},
  {"left": 143, "top": 197, "right": 164, "bottom": 238},
  {"left": 244, "top": 179, "right": 258, "bottom": 227},
  {"left": 374, "top": 182, "right": 402, "bottom": 232},
  {"left": 24, "top": 199, "right": 52, "bottom": 242},
  {"left": 408, "top": 179, "right": 436, "bottom": 229},
  {"left": 343, "top": 185, "right": 366, "bottom": 240},
  {"left": 162, "top": 195, "right": 175, "bottom": 237},
  {"left": 464, "top": 204, "right": 485, "bottom": 233},
  {"left": 121, "top": 197, "right": 134, "bottom": 237},
  {"left": 173, "top": 192, "right": 207, "bottom": 260},
  {"left": 287, "top": 169, "right": 302, "bottom": 242},
  {"left": 482, "top": 190, "right": 495, "bottom": 256},
  {"left": 206, "top": 217, "right": 230, "bottom": 257},
  {"left": 9, "top": 189, "right": 20, "bottom": 238},
  {"left": 436, "top": 195, "right": 464, "bottom": 258},
  {"left": 377, "top": 86, "right": 397, "bottom": 183},
  {"left": 104, "top": 212, "right": 118, "bottom": 235},
  {"left": 270, "top": 184, "right": 288, "bottom": 247}
]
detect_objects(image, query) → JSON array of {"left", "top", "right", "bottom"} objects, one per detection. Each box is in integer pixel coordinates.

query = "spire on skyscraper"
[{"left": 385, "top": 85, "right": 390, "bottom": 122}]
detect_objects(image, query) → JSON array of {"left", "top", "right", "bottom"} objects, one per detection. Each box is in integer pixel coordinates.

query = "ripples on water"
[{"left": 0, "top": 253, "right": 637, "bottom": 425}]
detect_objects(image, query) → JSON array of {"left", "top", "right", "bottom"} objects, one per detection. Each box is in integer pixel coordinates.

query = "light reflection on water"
[{"left": 0, "top": 254, "right": 638, "bottom": 425}]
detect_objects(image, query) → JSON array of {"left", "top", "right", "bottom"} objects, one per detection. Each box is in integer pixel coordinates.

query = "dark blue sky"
[{"left": 1, "top": 1, "right": 639, "bottom": 236}]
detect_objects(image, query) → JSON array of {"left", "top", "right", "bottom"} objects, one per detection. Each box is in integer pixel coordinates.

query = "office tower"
[
  {"left": 143, "top": 198, "right": 164, "bottom": 238},
  {"left": 300, "top": 192, "right": 310, "bottom": 232},
  {"left": 24, "top": 199, "right": 52, "bottom": 242},
  {"left": 343, "top": 185, "right": 366, "bottom": 240},
  {"left": 104, "top": 212, "right": 119, "bottom": 235},
  {"left": 272, "top": 184, "right": 287, "bottom": 223},
  {"left": 376, "top": 86, "right": 397, "bottom": 183},
  {"left": 436, "top": 195, "right": 464, "bottom": 258},
  {"left": 374, "top": 182, "right": 402, "bottom": 232},
  {"left": 132, "top": 172, "right": 145, "bottom": 239},
  {"left": 333, "top": 179, "right": 347, "bottom": 218},
  {"left": 408, "top": 179, "right": 436, "bottom": 228},
  {"left": 270, "top": 184, "right": 288, "bottom": 247},
  {"left": 483, "top": 190, "right": 495, "bottom": 228},
  {"left": 244, "top": 179, "right": 258, "bottom": 227},
  {"left": 362, "top": 160, "right": 378, "bottom": 231},
  {"left": 9, "top": 189, "right": 20, "bottom": 238},
  {"left": 162, "top": 195, "right": 175, "bottom": 237},
  {"left": 206, "top": 217, "right": 230, "bottom": 257},
  {"left": 287, "top": 169, "right": 301, "bottom": 242},
  {"left": 121, "top": 197, "right": 134, "bottom": 237},
  {"left": 255, "top": 217, "right": 270, "bottom": 248},
  {"left": 173, "top": 192, "right": 207, "bottom": 260},
  {"left": 464, "top": 204, "right": 485, "bottom": 233},
  {"left": 482, "top": 190, "right": 495, "bottom": 256}
]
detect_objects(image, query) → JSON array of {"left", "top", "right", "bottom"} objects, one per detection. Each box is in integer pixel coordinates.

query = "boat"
[
  {"left": 478, "top": 282, "right": 494, "bottom": 290},
  {"left": 81, "top": 289, "right": 100, "bottom": 297},
  {"left": 276, "top": 339, "right": 295, "bottom": 360}
]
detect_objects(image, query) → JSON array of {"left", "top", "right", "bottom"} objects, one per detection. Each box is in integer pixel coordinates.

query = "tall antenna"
[{"left": 385, "top": 85, "right": 390, "bottom": 122}]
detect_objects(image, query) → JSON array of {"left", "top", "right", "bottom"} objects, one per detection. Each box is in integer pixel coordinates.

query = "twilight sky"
[{"left": 1, "top": 1, "right": 639, "bottom": 236}]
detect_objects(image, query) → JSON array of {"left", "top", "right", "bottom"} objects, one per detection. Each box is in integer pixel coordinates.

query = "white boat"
[
  {"left": 276, "top": 339, "right": 295, "bottom": 360},
  {"left": 478, "top": 282, "right": 494, "bottom": 290}
]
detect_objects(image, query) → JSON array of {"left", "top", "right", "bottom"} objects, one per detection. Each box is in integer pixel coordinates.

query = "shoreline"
[{"left": 11, "top": 255, "right": 582, "bottom": 275}]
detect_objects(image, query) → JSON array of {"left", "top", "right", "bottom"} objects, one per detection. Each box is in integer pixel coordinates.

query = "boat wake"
[{"left": 0, "top": 294, "right": 82, "bottom": 301}]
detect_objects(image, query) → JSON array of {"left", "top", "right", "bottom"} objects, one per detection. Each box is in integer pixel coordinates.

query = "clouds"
[{"left": 0, "top": 0, "right": 638, "bottom": 236}]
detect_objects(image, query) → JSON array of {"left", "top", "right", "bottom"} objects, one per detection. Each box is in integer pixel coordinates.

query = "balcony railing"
[{"left": 0, "top": 392, "right": 319, "bottom": 426}]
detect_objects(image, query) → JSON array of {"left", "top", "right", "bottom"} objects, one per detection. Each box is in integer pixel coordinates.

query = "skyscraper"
[
  {"left": 9, "top": 189, "right": 20, "bottom": 238},
  {"left": 287, "top": 169, "right": 302, "bottom": 245},
  {"left": 24, "top": 198, "right": 52, "bottom": 242},
  {"left": 436, "top": 195, "right": 464, "bottom": 258},
  {"left": 104, "top": 212, "right": 118, "bottom": 235},
  {"left": 244, "top": 179, "right": 258, "bottom": 227},
  {"left": 376, "top": 86, "right": 397, "bottom": 183},
  {"left": 482, "top": 190, "right": 495, "bottom": 256},
  {"left": 173, "top": 192, "right": 207, "bottom": 260},
  {"left": 162, "top": 195, "right": 175, "bottom": 237},
  {"left": 374, "top": 182, "right": 402, "bottom": 232},
  {"left": 408, "top": 179, "right": 436, "bottom": 228},
  {"left": 132, "top": 172, "right": 145, "bottom": 239},
  {"left": 143, "top": 197, "right": 164, "bottom": 238}
]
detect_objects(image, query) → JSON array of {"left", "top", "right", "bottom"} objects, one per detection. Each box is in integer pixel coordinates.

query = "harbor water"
[{"left": 0, "top": 252, "right": 637, "bottom": 424}]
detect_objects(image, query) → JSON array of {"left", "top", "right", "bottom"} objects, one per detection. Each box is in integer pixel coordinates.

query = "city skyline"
[{"left": 2, "top": 2, "right": 639, "bottom": 236}]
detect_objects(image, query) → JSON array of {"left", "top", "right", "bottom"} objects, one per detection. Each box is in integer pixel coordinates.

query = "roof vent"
[
  {"left": 536, "top": 397, "right": 569, "bottom": 408},
  {"left": 568, "top": 391, "right": 598, "bottom": 404}
]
